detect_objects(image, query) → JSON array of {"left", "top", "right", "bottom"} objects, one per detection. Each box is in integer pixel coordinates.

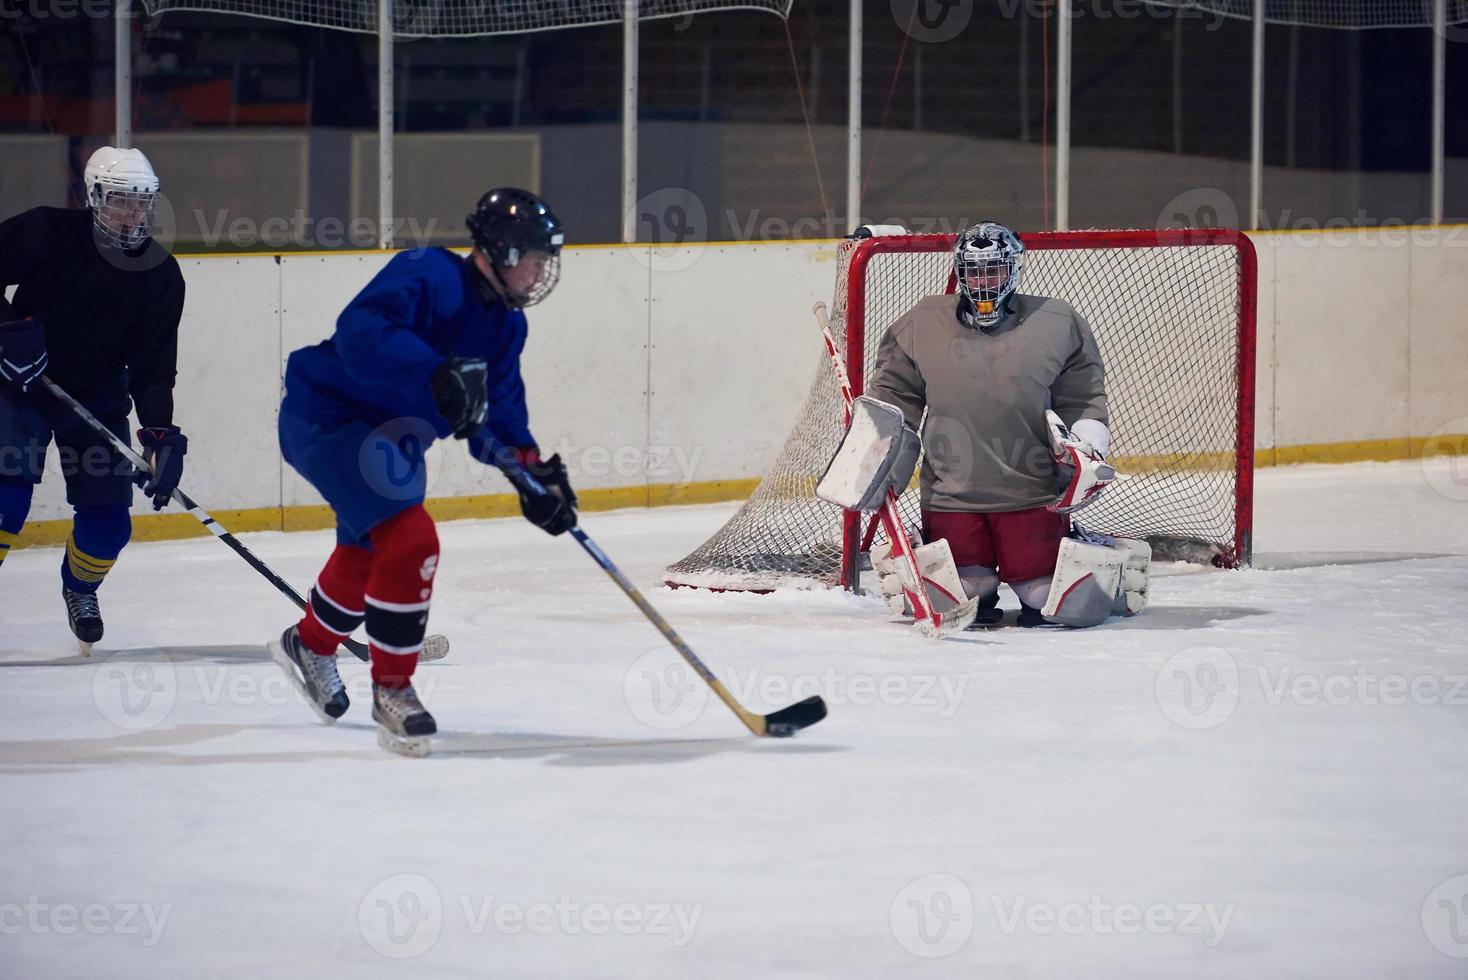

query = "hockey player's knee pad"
[
  {"left": 72, "top": 505, "right": 132, "bottom": 556},
  {"left": 368, "top": 505, "right": 440, "bottom": 595},
  {"left": 365, "top": 506, "right": 439, "bottom": 678}
]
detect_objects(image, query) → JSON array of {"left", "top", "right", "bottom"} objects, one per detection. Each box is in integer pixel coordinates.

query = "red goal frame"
[{"left": 841, "top": 228, "right": 1258, "bottom": 579}]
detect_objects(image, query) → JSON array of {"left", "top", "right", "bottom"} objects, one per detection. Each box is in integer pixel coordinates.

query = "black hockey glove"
[
  {"left": 517, "top": 453, "right": 578, "bottom": 536},
  {"left": 0, "top": 318, "right": 48, "bottom": 393},
  {"left": 430, "top": 357, "right": 489, "bottom": 439},
  {"left": 135, "top": 425, "right": 188, "bottom": 510}
]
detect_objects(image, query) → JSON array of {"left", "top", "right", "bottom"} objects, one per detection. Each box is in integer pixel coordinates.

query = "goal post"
[{"left": 666, "top": 228, "right": 1257, "bottom": 593}]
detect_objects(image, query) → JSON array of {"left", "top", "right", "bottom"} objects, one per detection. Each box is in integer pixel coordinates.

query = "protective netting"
[
  {"left": 665, "top": 230, "right": 1254, "bottom": 591},
  {"left": 138, "top": 0, "right": 791, "bottom": 38},
  {"left": 1143, "top": 0, "right": 1468, "bottom": 29}
]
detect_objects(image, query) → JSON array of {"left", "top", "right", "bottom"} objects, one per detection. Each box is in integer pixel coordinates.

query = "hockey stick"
[
  {"left": 497, "top": 462, "right": 826, "bottom": 737},
  {"left": 811, "top": 303, "right": 981, "bottom": 636},
  {"left": 39, "top": 376, "right": 448, "bottom": 662}
]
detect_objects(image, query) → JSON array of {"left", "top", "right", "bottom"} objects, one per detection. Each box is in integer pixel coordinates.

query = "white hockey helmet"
[
  {"left": 954, "top": 220, "right": 1024, "bottom": 330},
  {"left": 84, "top": 146, "right": 160, "bottom": 250}
]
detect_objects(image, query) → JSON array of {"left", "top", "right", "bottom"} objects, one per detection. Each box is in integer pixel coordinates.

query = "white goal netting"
[
  {"left": 1144, "top": 0, "right": 1468, "bottom": 29},
  {"left": 665, "top": 230, "right": 1257, "bottom": 592},
  {"left": 136, "top": 0, "right": 792, "bottom": 38}
]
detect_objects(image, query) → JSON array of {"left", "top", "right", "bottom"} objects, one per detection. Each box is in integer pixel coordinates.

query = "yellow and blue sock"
[
  {"left": 61, "top": 505, "right": 132, "bottom": 594},
  {"left": 0, "top": 480, "right": 33, "bottom": 570}
]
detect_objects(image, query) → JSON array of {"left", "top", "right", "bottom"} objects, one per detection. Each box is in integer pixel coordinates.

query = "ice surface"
[{"left": 3, "top": 458, "right": 1468, "bottom": 978}]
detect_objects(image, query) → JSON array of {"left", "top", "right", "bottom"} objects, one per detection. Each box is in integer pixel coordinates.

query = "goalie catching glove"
[{"left": 1045, "top": 410, "right": 1117, "bottom": 515}]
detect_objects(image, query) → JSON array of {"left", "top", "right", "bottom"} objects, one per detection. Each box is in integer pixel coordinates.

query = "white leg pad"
[
  {"left": 1040, "top": 538, "right": 1126, "bottom": 628},
  {"left": 1109, "top": 537, "right": 1151, "bottom": 616},
  {"left": 872, "top": 537, "right": 968, "bottom": 615}
]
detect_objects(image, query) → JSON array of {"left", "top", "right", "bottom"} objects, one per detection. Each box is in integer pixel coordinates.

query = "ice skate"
[
  {"left": 373, "top": 683, "right": 437, "bottom": 758},
  {"left": 62, "top": 586, "right": 103, "bottom": 656},
  {"left": 269, "top": 625, "right": 349, "bottom": 722}
]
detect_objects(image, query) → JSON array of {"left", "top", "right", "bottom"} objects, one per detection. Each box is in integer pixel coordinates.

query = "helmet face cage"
[
  {"left": 504, "top": 248, "right": 561, "bottom": 309},
  {"left": 466, "top": 187, "right": 564, "bottom": 308},
  {"left": 954, "top": 222, "right": 1024, "bottom": 328},
  {"left": 90, "top": 187, "right": 158, "bottom": 250}
]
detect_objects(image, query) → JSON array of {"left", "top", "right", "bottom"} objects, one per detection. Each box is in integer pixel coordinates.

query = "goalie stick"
[
  {"left": 811, "top": 303, "right": 981, "bottom": 636},
  {"left": 40, "top": 376, "right": 448, "bottom": 663},
  {"left": 497, "top": 460, "right": 826, "bottom": 737}
]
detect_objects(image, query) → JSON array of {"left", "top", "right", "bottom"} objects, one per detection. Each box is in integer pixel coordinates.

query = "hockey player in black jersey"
[{"left": 0, "top": 146, "right": 187, "bottom": 652}]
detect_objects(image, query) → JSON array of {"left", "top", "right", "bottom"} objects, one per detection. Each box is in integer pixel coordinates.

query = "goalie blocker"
[{"left": 819, "top": 395, "right": 1149, "bottom": 629}]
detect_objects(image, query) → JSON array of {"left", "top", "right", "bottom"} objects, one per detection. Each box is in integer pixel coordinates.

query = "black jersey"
[{"left": 0, "top": 206, "right": 185, "bottom": 428}]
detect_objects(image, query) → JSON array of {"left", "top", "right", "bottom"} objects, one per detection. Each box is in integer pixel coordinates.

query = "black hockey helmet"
[{"left": 465, "top": 188, "right": 564, "bottom": 308}]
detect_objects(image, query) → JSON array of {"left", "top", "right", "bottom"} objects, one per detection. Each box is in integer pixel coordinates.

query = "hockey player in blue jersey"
[{"left": 269, "top": 188, "right": 576, "bottom": 754}]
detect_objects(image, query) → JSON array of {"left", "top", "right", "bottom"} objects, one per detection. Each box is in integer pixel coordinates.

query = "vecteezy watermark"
[
  {"left": 989, "top": 894, "right": 1234, "bottom": 948},
  {"left": 1157, "top": 188, "right": 1468, "bottom": 245},
  {"left": 892, "top": 0, "right": 1227, "bottom": 43},
  {"left": 0, "top": 0, "right": 116, "bottom": 21},
  {"left": 1253, "top": 667, "right": 1468, "bottom": 708},
  {"left": 1155, "top": 649, "right": 1468, "bottom": 729},
  {"left": 1154, "top": 647, "right": 1241, "bottom": 731},
  {"left": 186, "top": 210, "right": 441, "bottom": 251},
  {"left": 91, "top": 656, "right": 179, "bottom": 732},
  {"left": 1157, "top": 187, "right": 1241, "bottom": 232},
  {"left": 623, "top": 649, "right": 971, "bottom": 731},
  {"left": 1420, "top": 418, "right": 1468, "bottom": 503},
  {"left": 539, "top": 437, "right": 707, "bottom": 485},
  {"left": 1422, "top": 874, "right": 1468, "bottom": 958},
  {"left": 0, "top": 897, "right": 171, "bottom": 947},
  {"left": 359, "top": 417, "right": 445, "bottom": 503},
  {"left": 91, "top": 653, "right": 442, "bottom": 732},
  {"left": 628, "top": 187, "right": 984, "bottom": 272},
  {"left": 888, "top": 876, "right": 1233, "bottom": 958},
  {"left": 357, "top": 874, "right": 703, "bottom": 959},
  {"left": 358, "top": 874, "right": 443, "bottom": 959},
  {"left": 889, "top": 873, "right": 975, "bottom": 958}
]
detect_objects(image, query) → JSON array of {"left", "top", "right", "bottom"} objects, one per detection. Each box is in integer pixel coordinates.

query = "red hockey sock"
[
  {"left": 364, "top": 506, "right": 439, "bottom": 689},
  {"left": 297, "top": 543, "right": 373, "bottom": 656}
]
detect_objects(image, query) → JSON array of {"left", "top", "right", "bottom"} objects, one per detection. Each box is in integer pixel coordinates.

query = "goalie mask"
[
  {"left": 84, "top": 146, "right": 159, "bottom": 251},
  {"left": 466, "top": 188, "right": 564, "bottom": 309},
  {"left": 954, "top": 220, "right": 1024, "bottom": 330}
]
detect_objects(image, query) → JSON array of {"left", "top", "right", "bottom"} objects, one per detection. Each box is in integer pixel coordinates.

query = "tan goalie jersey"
[{"left": 866, "top": 292, "right": 1108, "bottom": 512}]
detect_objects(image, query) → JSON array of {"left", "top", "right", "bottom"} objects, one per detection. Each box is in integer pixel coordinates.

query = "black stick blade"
[{"left": 762, "top": 695, "right": 828, "bottom": 737}]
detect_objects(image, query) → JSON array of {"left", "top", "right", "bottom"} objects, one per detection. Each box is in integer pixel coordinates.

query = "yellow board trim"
[
  {"left": 9, "top": 439, "right": 1465, "bottom": 553},
  {"left": 13, "top": 478, "right": 763, "bottom": 551}
]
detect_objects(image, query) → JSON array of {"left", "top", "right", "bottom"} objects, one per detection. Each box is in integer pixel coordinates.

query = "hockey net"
[{"left": 665, "top": 229, "right": 1257, "bottom": 591}]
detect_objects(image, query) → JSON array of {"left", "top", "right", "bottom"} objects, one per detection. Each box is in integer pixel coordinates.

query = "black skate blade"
[
  {"left": 761, "top": 695, "right": 828, "bottom": 737},
  {"left": 378, "top": 726, "right": 431, "bottom": 758}
]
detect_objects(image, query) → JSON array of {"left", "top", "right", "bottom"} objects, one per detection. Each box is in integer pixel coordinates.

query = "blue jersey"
[{"left": 282, "top": 247, "right": 535, "bottom": 460}]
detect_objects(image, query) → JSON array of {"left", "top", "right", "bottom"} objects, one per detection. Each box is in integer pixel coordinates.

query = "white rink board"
[
  {"left": 648, "top": 243, "right": 835, "bottom": 484},
  {"left": 522, "top": 247, "right": 653, "bottom": 493},
  {"left": 1406, "top": 228, "right": 1468, "bottom": 439},
  {"left": 26, "top": 255, "right": 284, "bottom": 522},
  {"left": 23, "top": 230, "right": 1468, "bottom": 524},
  {"left": 1272, "top": 231, "right": 1412, "bottom": 448}
]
